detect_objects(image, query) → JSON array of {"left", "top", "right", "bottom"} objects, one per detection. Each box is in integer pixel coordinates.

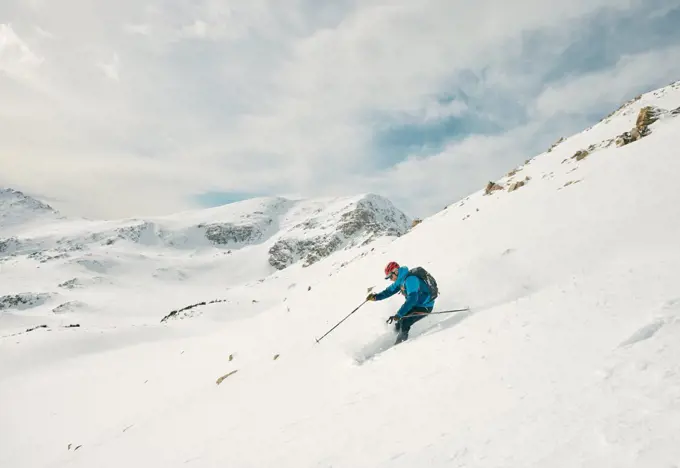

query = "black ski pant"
[{"left": 395, "top": 306, "right": 433, "bottom": 334}]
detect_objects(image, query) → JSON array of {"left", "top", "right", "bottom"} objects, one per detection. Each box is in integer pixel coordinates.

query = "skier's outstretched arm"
[{"left": 374, "top": 281, "right": 399, "bottom": 300}]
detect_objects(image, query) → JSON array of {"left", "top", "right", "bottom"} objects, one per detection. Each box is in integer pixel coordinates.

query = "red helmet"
[{"left": 384, "top": 261, "right": 400, "bottom": 279}]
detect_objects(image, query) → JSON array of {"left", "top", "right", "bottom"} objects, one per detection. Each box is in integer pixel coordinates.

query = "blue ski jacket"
[{"left": 374, "top": 266, "right": 435, "bottom": 317}]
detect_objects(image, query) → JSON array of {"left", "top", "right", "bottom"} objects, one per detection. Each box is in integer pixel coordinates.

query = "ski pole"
[
  {"left": 405, "top": 307, "right": 470, "bottom": 317},
  {"left": 315, "top": 300, "right": 368, "bottom": 343}
]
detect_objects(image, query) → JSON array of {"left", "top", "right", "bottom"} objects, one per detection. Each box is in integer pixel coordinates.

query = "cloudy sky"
[{"left": 1, "top": 0, "right": 679, "bottom": 219}]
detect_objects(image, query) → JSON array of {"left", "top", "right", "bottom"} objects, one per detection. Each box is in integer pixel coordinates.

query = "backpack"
[{"left": 406, "top": 266, "right": 439, "bottom": 300}]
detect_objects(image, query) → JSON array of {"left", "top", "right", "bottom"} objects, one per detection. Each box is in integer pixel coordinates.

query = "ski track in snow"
[
  {"left": 353, "top": 308, "right": 476, "bottom": 365},
  {"left": 618, "top": 319, "right": 667, "bottom": 347}
]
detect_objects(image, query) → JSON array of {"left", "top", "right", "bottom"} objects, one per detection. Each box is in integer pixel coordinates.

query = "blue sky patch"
[
  {"left": 195, "top": 191, "right": 262, "bottom": 208},
  {"left": 368, "top": 1, "right": 680, "bottom": 173},
  {"left": 542, "top": 4, "right": 680, "bottom": 84}
]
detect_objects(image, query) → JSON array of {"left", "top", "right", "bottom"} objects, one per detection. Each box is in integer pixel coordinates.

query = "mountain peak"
[{"left": 0, "top": 188, "right": 60, "bottom": 231}]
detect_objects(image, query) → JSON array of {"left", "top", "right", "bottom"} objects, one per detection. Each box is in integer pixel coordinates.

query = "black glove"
[
  {"left": 366, "top": 293, "right": 377, "bottom": 301},
  {"left": 386, "top": 315, "right": 399, "bottom": 324}
]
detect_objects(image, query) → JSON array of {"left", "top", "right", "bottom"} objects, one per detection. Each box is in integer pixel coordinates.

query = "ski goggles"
[{"left": 385, "top": 269, "right": 399, "bottom": 279}]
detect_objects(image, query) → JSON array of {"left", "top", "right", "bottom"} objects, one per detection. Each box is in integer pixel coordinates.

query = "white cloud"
[
  {"left": 353, "top": 46, "right": 680, "bottom": 217},
  {"left": 123, "top": 24, "right": 150, "bottom": 36},
  {"left": 421, "top": 100, "right": 469, "bottom": 122},
  {"left": 0, "top": 24, "right": 44, "bottom": 81},
  {"left": 319, "top": 122, "right": 550, "bottom": 217},
  {"left": 98, "top": 52, "right": 120, "bottom": 81},
  {"left": 0, "top": 0, "right": 677, "bottom": 219},
  {"left": 534, "top": 45, "right": 680, "bottom": 117},
  {"left": 181, "top": 20, "right": 209, "bottom": 39},
  {"left": 34, "top": 26, "right": 54, "bottom": 39}
]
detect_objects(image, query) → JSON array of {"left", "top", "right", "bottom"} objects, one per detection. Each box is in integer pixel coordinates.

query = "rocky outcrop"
[
  {"left": 216, "top": 370, "right": 238, "bottom": 385},
  {"left": 2, "top": 237, "right": 85, "bottom": 264},
  {"left": 0, "top": 293, "right": 52, "bottom": 311},
  {"left": 484, "top": 181, "right": 504, "bottom": 195},
  {"left": 201, "top": 222, "right": 269, "bottom": 246},
  {"left": 52, "top": 301, "right": 87, "bottom": 314},
  {"left": 59, "top": 278, "right": 81, "bottom": 289},
  {"left": 340, "top": 198, "right": 408, "bottom": 238},
  {"left": 0, "top": 237, "right": 20, "bottom": 255},
  {"left": 636, "top": 106, "right": 661, "bottom": 129},
  {"left": 267, "top": 239, "right": 298, "bottom": 269},
  {"left": 616, "top": 106, "right": 665, "bottom": 148},
  {"left": 547, "top": 137, "right": 565, "bottom": 153},
  {"left": 160, "top": 298, "right": 230, "bottom": 322},
  {"left": 508, "top": 177, "right": 531, "bottom": 192},
  {"left": 572, "top": 150, "right": 590, "bottom": 161},
  {"left": 115, "top": 222, "right": 158, "bottom": 243},
  {"left": 28, "top": 250, "right": 70, "bottom": 263},
  {"left": 3, "top": 323, "right": 80, "bottom": 338},
  {"left": 267, "top": 196, "right": 409, "bottom": 270},
  {"left": 269, "top": 236, "right": 344, "bottom": 270},
  {"left": 58, "top": 276, "right": 110, "bottom": 289},
  {"left": 615, "top": 128, "right": 644, "bottom": 147}
]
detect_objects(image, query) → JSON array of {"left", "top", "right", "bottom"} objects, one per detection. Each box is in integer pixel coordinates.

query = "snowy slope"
[{"left": 1, "top": 80, "right": 680, "bottom": 468}]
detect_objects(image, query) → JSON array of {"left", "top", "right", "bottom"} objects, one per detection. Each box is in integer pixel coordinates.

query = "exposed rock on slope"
[
  {"left": 58, "top": 277, "right": 111, "bottom": 290},
  {"left": 508, "top": 177, "right": 530, "bottom": 192},
  {"left": 52, "top": 301, "right": 87, "bottom": 314},
  {"left": 267, "top": 195, "right": 410, "bottom": 270},
  {"left": 201, "top": 222, "right": 270, "bottom": 246},
  {"left": 0, "top": 237, "right": 19, "bottom": 255},
  {"left": 615, "top": 105, "right": 666, "bottom": 147},
  {"left": 0, "top": 293, "right": 53, "bottom": 311},
  {"left": 484, "top": 181, "right": 504, "bottom": 195}
]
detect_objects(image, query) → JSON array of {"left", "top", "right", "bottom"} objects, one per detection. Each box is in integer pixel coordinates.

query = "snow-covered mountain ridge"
[
  {"left": 0, "top": 193, "right": 410, "bottom": 326},
  {"left": 1, "top": 192, "right": 408, "bottom": 254},
  {"left": 480, "top": 79, "right": 680, "bottom": 198},
  {"left": 1, "top": 79, "right": 680, "bottom": 468}
]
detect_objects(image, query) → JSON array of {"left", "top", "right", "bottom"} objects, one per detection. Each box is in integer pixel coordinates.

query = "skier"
[{"left": 366, "top": 261, "right": 436, "bottom": 344}]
